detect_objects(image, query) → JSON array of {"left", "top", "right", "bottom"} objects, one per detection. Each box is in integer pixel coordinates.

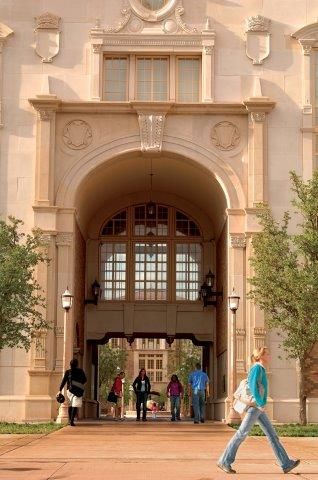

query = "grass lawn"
[
  {"left": 0, "top": 422, "right": 64, "bottom": 434},
  {"left": 230, "top": 423, "right": 318, "bottom": 437}
]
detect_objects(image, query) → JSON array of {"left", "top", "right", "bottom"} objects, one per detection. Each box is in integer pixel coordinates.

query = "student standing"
[{"left": 132, "top": 368, "right": 151, "bottom": 421}]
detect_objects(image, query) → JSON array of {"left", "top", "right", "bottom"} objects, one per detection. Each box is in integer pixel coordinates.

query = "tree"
[
  {"left": 0, "top": 217, "right": 49, "bottom": 351},
  {"left": 248, "top": 171, "right": 318, "bottom": 425},
  {"left": 98, "top": 344, "right": 128, "bottom": 401}
]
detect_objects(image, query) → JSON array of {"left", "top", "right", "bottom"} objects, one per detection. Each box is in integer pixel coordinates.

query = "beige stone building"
[{"left": 0, "top": 0, "right": 318, "bottom": 423}]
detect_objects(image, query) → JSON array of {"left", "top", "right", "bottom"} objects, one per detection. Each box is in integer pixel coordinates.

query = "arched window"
[{"left": 100, "top": 204, "right": 202, "bottom": 302}]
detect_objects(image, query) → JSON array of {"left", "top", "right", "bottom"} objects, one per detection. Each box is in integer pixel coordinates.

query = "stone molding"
[
  {"left": 56, "top": 232, "right": 73, "bottom": 246},
  {"left": 37, "top": 109, "right": 54, "bottom": 121},
  {"left": 28, "top": 98, "right": 61, "bottom": 121},
  {"left": 203, "top": 45, "right": 213, "bottom": 55},
  {"left": 0, "top": 23, "right": 14, "bottom": 128},
  {"left": 138, "top": 113, "right": 166, "bottom": 152},
  {"left": 211, "top": 121, "right": 240, "bottom": 151},
  {"left": 253, "top": 327, "right": 267, "bottom": 349},
  {"left": 34, "top": 12, "right": 61, "bottom": 63},
  {"left": 230, "top": 234, "right": 246, "bottom": 249},
  {"left": 62, "top": 120, "right": 93, "bottom": 150},
  {"left": 245, "top": 15, "right": 270, "bottom": 32}
]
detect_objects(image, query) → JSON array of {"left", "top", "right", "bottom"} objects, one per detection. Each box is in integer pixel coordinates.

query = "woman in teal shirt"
[{"left": 217, "top": 346, "right": 300, "bottom": 474}]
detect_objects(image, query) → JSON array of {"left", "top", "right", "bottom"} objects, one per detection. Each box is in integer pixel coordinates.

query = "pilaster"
[
  {"left": 244, "top": 99, "right": 275, "bottom": 207},
  {"left": 0, "top": 23, "right": 14, "bottom": 128}
]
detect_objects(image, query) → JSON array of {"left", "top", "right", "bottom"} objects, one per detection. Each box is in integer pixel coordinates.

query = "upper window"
[
  {"left": 103, "top": 55, "right": 200, "bottom": 103},
  {"left": 100, "top": 204, "right": 202, "bottom": 302},
  {"left": 136, "top": 57, "right": 169, "bottom": 102},
  {"left": 104, "top": 57, "right": 128, "bottom": 101}
]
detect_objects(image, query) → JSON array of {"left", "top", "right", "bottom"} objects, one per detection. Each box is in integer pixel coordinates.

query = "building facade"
[{"left": 0, "top": 0, "right": 318, "bottom": 422}]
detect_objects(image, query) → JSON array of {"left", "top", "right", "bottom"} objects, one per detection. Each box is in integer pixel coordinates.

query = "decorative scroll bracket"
[{"left": 138, "top": 113, "right": 166, "bottom": 153}]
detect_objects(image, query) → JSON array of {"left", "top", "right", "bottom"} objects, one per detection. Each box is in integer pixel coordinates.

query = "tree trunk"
[{"left": 297, "top": 357, "right": 307, "bottom": 426}]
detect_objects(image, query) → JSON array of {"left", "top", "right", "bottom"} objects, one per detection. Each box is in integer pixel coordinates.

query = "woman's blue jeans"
[
  {"left": 218, "top": 407, "right": 293, "bottom": 470},
  {"left": 170, "top": 395, "right": 181, "bottom": 419}
]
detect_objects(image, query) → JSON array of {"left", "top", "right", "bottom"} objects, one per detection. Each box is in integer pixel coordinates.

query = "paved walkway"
[{"left": 0, "top": 419, "right": 317, "bottom": 479}]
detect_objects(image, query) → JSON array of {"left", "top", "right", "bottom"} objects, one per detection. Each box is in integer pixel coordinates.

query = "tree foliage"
[
  {"left": 168, "top": 340, "right": 202, "bottom": 411},
  {"left": 0, "top": 217, "right": 49, "bottom": 351},
  {"left": 98, "top": 344, "right": 128, "bottom": 402},
  {"left": 248, "top": 171, "right": 318, "bottom": 424}
]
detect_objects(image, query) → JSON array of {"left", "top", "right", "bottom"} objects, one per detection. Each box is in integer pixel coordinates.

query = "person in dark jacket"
[
  {"left": 58, "top": 358, "right": 87, "bottom": 426},
  {"left": 132, "top": 368, "right": 151, "bottom": 421}
]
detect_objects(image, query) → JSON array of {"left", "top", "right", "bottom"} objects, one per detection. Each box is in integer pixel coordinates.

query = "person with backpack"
[
  {"left": 217, "top": 346, "right": 300, "bottom": 474},
  {"left": 58, "top": 358, "right": 87, "bottom": 426},
  {"left": 167, "top": 374, "right": 183, "bottom": 421}
]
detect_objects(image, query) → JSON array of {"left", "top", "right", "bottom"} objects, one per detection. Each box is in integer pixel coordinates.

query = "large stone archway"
[{"left": 24, "top": 95, "right": 275, "bottom": 422}]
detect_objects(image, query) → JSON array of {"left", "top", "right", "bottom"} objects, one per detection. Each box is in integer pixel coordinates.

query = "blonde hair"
[{"left": 251, "top": 346, "right": 268, "bottom": 363}]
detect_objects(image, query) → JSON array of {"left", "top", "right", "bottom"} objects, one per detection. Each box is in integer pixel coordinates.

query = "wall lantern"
[
  {"left": 199, "top": 269, "right": 223, "bottom": 307},
  {"left": 85, "top": 280, "right": 101, "bottom": 305},
  {"left": 61, "top": 287, "right": 73, "bottom": 311}
]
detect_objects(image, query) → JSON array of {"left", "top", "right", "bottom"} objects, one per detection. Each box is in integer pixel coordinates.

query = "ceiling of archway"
[{"left": 75, "top": 152, "right": 227, "bottom": 239}]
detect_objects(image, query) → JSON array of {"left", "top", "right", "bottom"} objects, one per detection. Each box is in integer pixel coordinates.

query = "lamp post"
[
  {"left": 56, "top": 287, "right": 74, "bottom": 423},
  {"left": 226, "top": 288, "right": 241, "bottom": 423}
]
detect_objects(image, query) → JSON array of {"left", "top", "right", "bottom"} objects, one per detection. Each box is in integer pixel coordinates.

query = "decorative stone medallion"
[
  {"left": 62, "top": 120, "right": 93, "bottom": 150},
  {"left": 129, "top": 0, "right": 178, "bottom": 22},
  {"left": 211, "top": 121, "right": 240, "bottom": 151}
]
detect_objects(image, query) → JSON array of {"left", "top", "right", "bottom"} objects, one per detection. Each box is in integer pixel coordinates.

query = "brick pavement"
[{"left": 0, "top": 419, "right": 317, "bottom": 480}]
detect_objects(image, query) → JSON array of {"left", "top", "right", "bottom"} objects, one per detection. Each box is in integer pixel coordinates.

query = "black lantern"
[
  {"left": 146, "top": 201, "right": 156, "bottom": 217},
  {"left": 199, "top": 270, "right": 223, "bottom": 307},
  {"left": 85, "top": 280, "right": 101, "bottom": 305}
]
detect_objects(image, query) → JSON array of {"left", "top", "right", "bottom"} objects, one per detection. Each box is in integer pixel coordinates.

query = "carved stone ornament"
[
  {"left": 34, "top": 12, "right": 61, "bottom": 63},
  {"left": 251, "top": 111, "right": 266, "bottom": 123},
  {"left": 129, "top": 0, "right": 178, "bottom": 22},
  {"left": 37, "top": 109, "right": 54, "bottom": 121},
  {"left": 104, "top": 6, "right": 132, "bottom": 33},
  {"left": 204, "top": 45, "right": 213, "bottom": 55},
  {"left": 139, "top": 114, "right": 166, "bottom": 153},
  {"left": 230, "top": 234, "right": 246, "bottom": 248},
  {"left": 245, "top": 15, "right": 270, "bottom": 32},
  {"left": 245, "top": 15, "right": 270, "bottom": 65},
  {"left": 56, "top": 232, "right": 73, "bottom": 246},
  {"left": 62, "top": 120, "right": 93, "bottom": 150},
  {"left": 211, "top": 121, "right": 240, "bottom": 151},
  {"left": 253, "top": 327, "right": 267, "bottom": 349},
  {"left": 175, "top": 2, "right": 198, "bottom": 33}
]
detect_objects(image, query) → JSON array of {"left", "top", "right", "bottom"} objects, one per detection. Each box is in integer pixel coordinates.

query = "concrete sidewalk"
[{"left": 0, "top": 419, "right": 317, "bottom": 479}]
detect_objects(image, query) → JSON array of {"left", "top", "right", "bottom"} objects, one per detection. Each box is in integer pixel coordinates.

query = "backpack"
[{"left": 233, "top": 378, "right": 253, "bottom": 414}]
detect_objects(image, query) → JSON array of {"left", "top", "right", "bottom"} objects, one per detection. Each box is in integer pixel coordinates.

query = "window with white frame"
[
  {"left": 177, "top": 57, "right": 200, "bottom": 102},
  {"left": 100, "top": 204, "right": 203, "bottom": 301},
  {"left": 136, "top": 56, "right": 169, "bottom": 101},
  {"left": 103, "top": 55, "right": 201, "bottom": 103},
  {"left": 104, "top": 57, "right": 128, "bottom": 101}
]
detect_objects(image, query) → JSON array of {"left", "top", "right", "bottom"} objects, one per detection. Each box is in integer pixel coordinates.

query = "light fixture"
[
  {"left": 199, "top": 270, "right": 223, "bottom": 307},
  {"left": 85, "top": 280, "right": 101, "bottom": 305},
  {"left": 61, "top": 287, "right": 73, "bottom": 311},
  {"left": 228, "top": 288, "right": 240, "bottom": 312},
  {"left": 146, "top": 158, "right": 156, "bottom": 217}
]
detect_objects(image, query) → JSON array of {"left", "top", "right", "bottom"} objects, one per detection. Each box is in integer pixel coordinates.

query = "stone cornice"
[
  {"left": 243, "top": 99, "right": 276, "bottom": 114},
  {"left": 29, "top": 98, "right": 250, "bottom": 115},
  {"left": 291, "top": 22, "right": 318, "bottom": 41}
]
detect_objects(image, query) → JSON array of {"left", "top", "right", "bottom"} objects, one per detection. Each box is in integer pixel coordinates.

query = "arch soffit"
[
  {"left": 291, "top": 22, "right": 318, "bottom": 40},
  {"left": 56, "top": 135, "right": 245, "bottom": 211}
]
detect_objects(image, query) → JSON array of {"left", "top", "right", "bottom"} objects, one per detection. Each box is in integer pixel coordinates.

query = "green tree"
[
  {"left": 98, "top": 344, "right": 128, "bottom": 402},
  {"left": 0, "top": 217, "right": 49, "bottom": 351},
  {"left": 168, "top": 340, "right": 202, "bottom": 412},
  {"left": 248, "top": 171, "right": 318, "bottom": 425}
]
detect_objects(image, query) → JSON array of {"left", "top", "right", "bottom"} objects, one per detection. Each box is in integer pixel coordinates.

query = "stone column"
[
  {"left": 28, "top": 98, "right": 60, "bottom": 206},
  {"left": 55, "top": 232, "right": 74, "bottom": 371},
  {"left": 90, "top": 41, "right": 103, "bottom": 101},
  {"left": 0, "top": 23, "right": 14, "bottom": 128},
  {"left": 201, "top": 27, "right": 215, "bottom": 103},
  {"left": 244, "top": 100, "right": 275, "bottom": 207}
]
